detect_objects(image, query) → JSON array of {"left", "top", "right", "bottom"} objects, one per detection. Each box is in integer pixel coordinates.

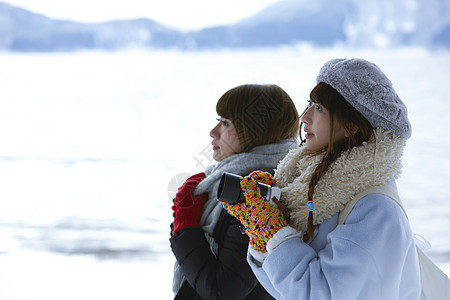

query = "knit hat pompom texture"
[{"left": 316, "top": 58, "right": 411, "bottom": 139}]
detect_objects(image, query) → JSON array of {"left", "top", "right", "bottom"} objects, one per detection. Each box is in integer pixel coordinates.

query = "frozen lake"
[{"left": 0, "top": 46, "right": 449, "bottom": 299}]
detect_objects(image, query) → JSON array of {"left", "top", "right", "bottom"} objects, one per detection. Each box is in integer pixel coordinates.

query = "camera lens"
[{"left": 217, "top": 172, "right": 271, "bottom": 204}]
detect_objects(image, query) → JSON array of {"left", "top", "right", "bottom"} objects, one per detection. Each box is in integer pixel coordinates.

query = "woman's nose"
[
  {"left": 300, "top": 106, "right": 312, "bottom": 124},
  {"left": 210, "top": 123, "right": 220, "bottom": 138}
]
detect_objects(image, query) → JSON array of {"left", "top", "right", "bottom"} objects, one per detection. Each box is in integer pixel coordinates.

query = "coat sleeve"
[
  {"left": 247, "top": 194, "right": 421, "bottom": 300},
  {"left": 170, "top": 211, "right": 261, "bottom": 300}
]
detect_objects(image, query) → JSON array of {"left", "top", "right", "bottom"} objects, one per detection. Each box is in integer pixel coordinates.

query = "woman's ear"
[{"left": 345, "top": 123, "right": 359, "bottom": 137}]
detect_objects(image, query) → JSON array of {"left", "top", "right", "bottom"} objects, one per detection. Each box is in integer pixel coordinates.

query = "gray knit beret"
[{"left": 316, "top": 58, "right": 411, "bottom": 139}]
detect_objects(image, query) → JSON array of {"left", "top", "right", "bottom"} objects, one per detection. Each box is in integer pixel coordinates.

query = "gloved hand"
[
  {"left": 172, "top": 173, "right": 207, "bottom": 234},
  {"left": 223, "top": 171, "right": 288, "bottom": 252},
  {"left": 173, "top": 172, "right": 206, "bottom": 206}
]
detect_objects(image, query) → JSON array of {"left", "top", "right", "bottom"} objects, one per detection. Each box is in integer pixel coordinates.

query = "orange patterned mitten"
[{"left": 223, "top": 171, "right": 288, "bottom": 252}]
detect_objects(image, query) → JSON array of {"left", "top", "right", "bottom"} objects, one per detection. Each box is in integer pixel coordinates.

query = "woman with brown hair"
[
  {"left": 170, "top": 84, "right": 299, "bottom": 299},
  {"left": 224, "top": 59, "right": 422, "bottom": 299}
]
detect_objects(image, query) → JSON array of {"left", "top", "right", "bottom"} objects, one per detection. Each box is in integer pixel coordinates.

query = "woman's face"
[
  {"left": 300, "top": 100, "right": 348, "bottom": 152},
  {"left": 210, "top": 117, "right": 241, "bottom": 161}
]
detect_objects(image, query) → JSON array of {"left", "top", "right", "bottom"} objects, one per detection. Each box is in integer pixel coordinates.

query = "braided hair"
[{"left": 301, "top": 82, "right": 374, "bottom": 241}]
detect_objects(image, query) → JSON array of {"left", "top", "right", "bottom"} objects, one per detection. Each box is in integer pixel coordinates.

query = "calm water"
[{"left": 0, "top": 46, "right": 449, "bottom": 299}]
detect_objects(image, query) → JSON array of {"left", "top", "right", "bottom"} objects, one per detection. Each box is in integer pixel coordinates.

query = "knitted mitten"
[
  {"left": 172, "top": 192, "right": 207, "bottom": 234},
  {"left": 223, "top": 171, "right": 288, "bottom": 252},
  {"left": 172, "top": 173, "right": 207, "bottom": 234},
  {"left": 173, "top": 173, "right": 206, "bottom": 206}
]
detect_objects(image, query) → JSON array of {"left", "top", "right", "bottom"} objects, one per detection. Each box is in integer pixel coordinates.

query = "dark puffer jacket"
[{"left": 170, "top": 209, "right": 275, "bottom": 300}]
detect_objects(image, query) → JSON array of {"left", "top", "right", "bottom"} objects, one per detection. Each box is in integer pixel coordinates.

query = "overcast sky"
[{"left": 4, "top": 0, "right": 281, "bottom": 30}]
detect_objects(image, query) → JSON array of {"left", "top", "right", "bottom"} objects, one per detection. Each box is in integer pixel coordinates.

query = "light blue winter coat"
[
  {"left": 248, "top": 184, "right": 421, "bottom": 299},
  {"left": 247, "top": 130, "right": 421, "bottom": 299}
]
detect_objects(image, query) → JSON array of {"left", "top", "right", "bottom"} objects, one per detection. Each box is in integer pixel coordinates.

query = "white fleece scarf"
[
  {"left": 172, "top": 139, "right": 297, "bottom": 295},
  {"left": 275, "top": 128, "right": 406, "bottom": 232}
]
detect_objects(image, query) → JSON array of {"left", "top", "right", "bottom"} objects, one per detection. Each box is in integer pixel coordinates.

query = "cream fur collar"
[{"left": 274, "top": 128, "right": 406, "bottom": 232}]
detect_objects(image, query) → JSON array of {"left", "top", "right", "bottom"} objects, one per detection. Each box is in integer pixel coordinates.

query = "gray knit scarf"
[{"left": 172, "top": 139, "right": 297, "bottom": 295}]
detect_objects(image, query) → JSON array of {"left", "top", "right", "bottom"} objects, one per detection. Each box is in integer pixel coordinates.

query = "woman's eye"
[
  {"left": 217, "top": 117, "right": 229, "bottom": 126},
  {"left": 306, "top": 100, "right": 322, "bottom": 111}
]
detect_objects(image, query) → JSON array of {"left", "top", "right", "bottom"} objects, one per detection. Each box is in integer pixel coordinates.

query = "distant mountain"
[
  {"left": 0, "top": 2, "right": 185, "bottom": 51},
  {"left": 343, "top": 0, "right": 450, "bottom": 48},
  {"left": 0, "top": 0, "right": 449, "bottom": 52},
  {"left": 434, "top": 25, "right": 450, "bottom": 47},
  {"left": 187, "top": 0, "right": 355, "bottom": 48}
]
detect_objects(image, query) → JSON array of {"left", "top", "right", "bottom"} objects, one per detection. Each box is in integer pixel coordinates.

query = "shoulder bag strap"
[
  {"left": 338, "top": 184, "right": 450, "bottom": 300},
  {"left": 338, "top": 184, "right": 403, "bottom": 225}
]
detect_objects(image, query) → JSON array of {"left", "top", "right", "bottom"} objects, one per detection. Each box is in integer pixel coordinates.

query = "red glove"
[
  {"left": 172, "top": 173, "right": 207, "bottom": 234},
  {"left": 173, "top": 173, "right": 206, "bottom": 205}
]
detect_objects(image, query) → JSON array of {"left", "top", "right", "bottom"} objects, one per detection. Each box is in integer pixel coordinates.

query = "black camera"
[{"left": 217, "top": 172, "right": 281, "bottom": 205}]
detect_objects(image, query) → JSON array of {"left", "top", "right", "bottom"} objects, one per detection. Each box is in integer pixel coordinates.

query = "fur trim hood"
[{"left": 274, "top": 128, "right": 406, "bottom": 232}]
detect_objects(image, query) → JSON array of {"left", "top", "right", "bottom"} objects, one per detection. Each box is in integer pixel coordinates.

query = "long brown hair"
[
  {"left": 302, "top": 82, "right": 374, "bottom": 241},
  {"left": 216, "top": 84, "right": 299, "bottom": 152}
]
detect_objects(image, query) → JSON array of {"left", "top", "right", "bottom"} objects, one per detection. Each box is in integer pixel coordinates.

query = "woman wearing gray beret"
[{"left": 224, "top": 59, "right": 423, "bottom": 299}]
